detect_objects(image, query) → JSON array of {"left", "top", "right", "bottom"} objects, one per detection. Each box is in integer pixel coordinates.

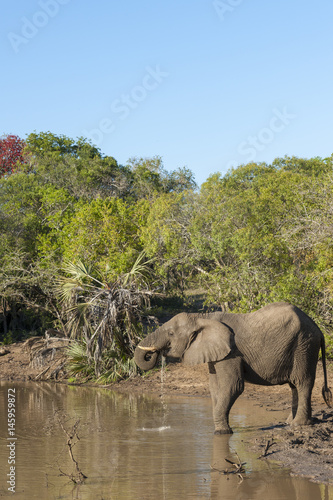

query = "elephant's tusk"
[{"left": 137, "top": 345, "right": 158, "bottom": 352}]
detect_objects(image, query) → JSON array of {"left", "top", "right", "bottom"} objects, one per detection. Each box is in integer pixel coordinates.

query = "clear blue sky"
[{"left": 2, "top": 0, "right": 333, "bottom": 186}]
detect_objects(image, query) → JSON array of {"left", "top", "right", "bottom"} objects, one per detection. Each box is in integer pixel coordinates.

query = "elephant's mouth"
[
  {"left": 144, "top": 350, "right": 158, "bottom": 362},
  {"left": 137, "top": 345, "right": 159, "bottom": 357},
  {"left": 163, "top": 345, "right": 182, "bottom": 363},
  {"left": 136, "top": 344, "right": 175, "bottom": 366}
]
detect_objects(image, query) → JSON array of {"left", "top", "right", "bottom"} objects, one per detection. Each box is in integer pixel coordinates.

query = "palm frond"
[
  {"left": 62, "top": 259, "right": 105, "bottom": 287},
  {"left": 66, "top": 341, "right": 94, "bottom": 378},
  {"left": 54, "top": 277, "right": 83, "bottom": 302},
  {"left": 55, "top": 257, "right": 156, "bottom": 379},
  {"left": 123, "top": 251, "right": 155, "bottom": 286}
]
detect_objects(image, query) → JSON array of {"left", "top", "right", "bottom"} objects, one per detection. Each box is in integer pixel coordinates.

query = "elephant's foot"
[
  {"left": 286, "top": 412, "right": 295, "bottom": 424},
  {"left": 214, "top": 427, "right": 233, "bottom": 435},
  {"left": 289, "top": 417, "right": 312, "bottom": 427}
]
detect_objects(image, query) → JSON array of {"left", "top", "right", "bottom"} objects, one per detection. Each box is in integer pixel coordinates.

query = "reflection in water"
[
  {"left": 138, "top": 426, "right": 171, "bottom": 431},
  {"left": 210, "top": 435, "right": 324, "bottom": 500},
  {"left": 0, "top": 381, "right": 331, "bottom": 499}
]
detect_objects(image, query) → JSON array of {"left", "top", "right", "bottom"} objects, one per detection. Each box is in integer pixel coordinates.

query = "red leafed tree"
[{"left": 0, "top": 134, "right": 26, "bottom": 177}]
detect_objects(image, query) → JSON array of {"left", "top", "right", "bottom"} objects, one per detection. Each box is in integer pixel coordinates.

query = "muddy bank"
[
  {"left": 1, "top": 341, "right": 333, "bottom": 484},
  {"left": 0, "top": 338, "right": 68, "bottom": 381},
  {"left": 253, "top": 410, "right": 333, "bottom": 485}
]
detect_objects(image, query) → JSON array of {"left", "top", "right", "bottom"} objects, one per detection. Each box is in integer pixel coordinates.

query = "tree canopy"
[
  {"left": 1, "top": 131, "right": 332, "bottom": 377},
  {"left": 0, "top": 134, "right": 26, "bottom": 176}
]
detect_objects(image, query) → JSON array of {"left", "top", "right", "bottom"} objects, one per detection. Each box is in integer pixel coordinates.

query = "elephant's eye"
[{"left": 168, "top": 331, "right": 174, "bottom": 337}]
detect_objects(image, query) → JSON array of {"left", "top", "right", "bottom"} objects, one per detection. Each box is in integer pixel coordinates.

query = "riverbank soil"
[
  {"left": 0, "top": 341, "right": 332, "bottom": 484},
  {"left": 0, "top": 337, "right": 68, "bottom": 381}
]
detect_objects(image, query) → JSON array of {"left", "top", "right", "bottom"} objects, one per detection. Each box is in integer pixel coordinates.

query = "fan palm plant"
[{"left": 56, "top": 252, "right": 155, "bottom": 378}]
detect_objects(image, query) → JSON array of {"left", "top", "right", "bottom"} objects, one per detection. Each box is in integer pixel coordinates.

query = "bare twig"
[
  {"left": 210, "top": 453, "right": 246, "bottom": 481},
  {"left": 35, "top": 366, "right": 50, "bottom": 380},
  {"left": 259, "top": 439, "right": 276, "bottom": 458},
  {"left": 56, "top": 412, "right": 87, "bottom": 484}
]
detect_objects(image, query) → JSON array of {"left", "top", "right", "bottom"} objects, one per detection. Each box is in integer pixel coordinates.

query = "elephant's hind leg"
[
  {"left": 286, "top": 383, "right": 298, "bottom": 424},
  {"left": 289, "top": 340, "right": 319, "bottom": 426},
  {"left": 289, "top": 345, "right": 319, "bottom": 426},
  {"left": 290, "top": 379, "right": 314, "bottom": 426}
]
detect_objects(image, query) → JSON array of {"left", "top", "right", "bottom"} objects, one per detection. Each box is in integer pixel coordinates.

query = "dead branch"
[
  {"left": 56, "top": 412, "right": 87, "bottom": 484},
  {"left": 210, "top": 453, "right": 246, "bottom": 481},
  {"left": 259, "top": 439, "right": 276, "bottom": 458},
  {"left": 35, "top": 366, "right": 50, "bottom": 380},
  {"left": 49, "top": 361, "right": 67, "bottom": 379}
]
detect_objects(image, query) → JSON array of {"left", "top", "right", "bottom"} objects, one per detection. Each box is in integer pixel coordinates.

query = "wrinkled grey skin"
[{"left": 134, "top": 302, "right": 332, "bottom": 434}]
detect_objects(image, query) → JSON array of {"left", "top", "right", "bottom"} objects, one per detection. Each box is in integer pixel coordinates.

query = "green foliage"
[
  {"left": 126, "top": 156, "right": 197, "bottom": 200},
  {"left": 141, "top": 191, "right": 196, "bottom": 292},
  {"left": 1, "top": 130, "right": 332, "bottom": 365},
  {"left": 187, "top": 157, "right": 333, "bottom": 347},
  {"left": 66, "top": 341, "right": 95, "bottom": 380},
  {"left": 56, "top": 254, "right": 155, "bottom": 378},
  {"left": 66, "top": 340, "right": 139, "bottom": 383},
  {"left": 1, "top": 332, "right": 15, "bottom": 345},
  {"left": 324, "top": 333, "right": 333, "bottom": 359},
  {"left": 60, "top": 198, "right": 142, "bottom": 276},
  {"left": 96, "top": 352, "right": 139, "bottom": 384},
  {"left": 140, "top": 156, "right": 333, "bottom": 354},
  {"left": 0, "top": 250, "right": 57, "bottom": 341},
  {"left": 24, "top": 132, "right": 126, "bottom": 200},
  {"left": 26, "top": 131, "right": 102, "bottom": 160}
]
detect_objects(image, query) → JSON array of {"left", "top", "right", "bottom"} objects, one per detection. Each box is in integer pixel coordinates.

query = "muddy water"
[{"left": 0, "top": 381, "right": 332, "bottom": 500}]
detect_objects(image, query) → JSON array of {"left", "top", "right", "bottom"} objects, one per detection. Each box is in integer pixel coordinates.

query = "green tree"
[
  {"left": 126, "top": 156, "right": 197, "bottom": 200},
  {"left": 25, "top": 131, "right": 128, "bottom": 199},
  {"left": 49, "top": 198, "right": 144, "bottom": 277},
  {"left": 190, "top": 159, "right": 333, "bottom": 317},
  {"left": 141, "top": 191, "right": 197, "bottom": 292}
]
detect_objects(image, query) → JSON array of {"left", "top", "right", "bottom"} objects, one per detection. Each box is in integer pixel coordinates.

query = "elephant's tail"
[{"left": 321, "top": 337, "right": 332, "bottom": 407}]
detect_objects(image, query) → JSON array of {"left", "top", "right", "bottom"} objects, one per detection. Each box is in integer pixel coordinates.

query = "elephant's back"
[
  {"left": 210, "top": 302, "right": 323, "bottom": 343},
  {"left": 210, "top": 303, "right": 323, "bottom": 384}
]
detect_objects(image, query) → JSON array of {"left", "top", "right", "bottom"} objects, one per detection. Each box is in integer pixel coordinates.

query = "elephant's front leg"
[{"left": 208, "top": 358, "right": 244, "bottom": 435}]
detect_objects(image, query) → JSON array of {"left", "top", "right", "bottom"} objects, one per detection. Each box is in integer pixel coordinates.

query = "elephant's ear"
[{"left": 183, "top": 320, "right": 235, "bottom": 365}]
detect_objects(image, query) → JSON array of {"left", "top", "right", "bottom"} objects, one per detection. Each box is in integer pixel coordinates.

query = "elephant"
[{"left": 134, "top": 302, "right": 332, "bottom": 434}]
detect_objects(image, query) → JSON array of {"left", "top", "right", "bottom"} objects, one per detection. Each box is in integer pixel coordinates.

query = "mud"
[
  {"left": 0, "top": 338, "right": 68, "bottom": 381},
  {"left": 0, "top": 341, "right": 332, "bottom": 484}
]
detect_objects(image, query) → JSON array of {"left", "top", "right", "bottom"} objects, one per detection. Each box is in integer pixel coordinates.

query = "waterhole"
[{"left": 0, "top": 381, "right": 331, "bottom": 499}]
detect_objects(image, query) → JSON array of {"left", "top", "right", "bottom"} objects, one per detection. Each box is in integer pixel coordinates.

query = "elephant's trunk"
[
  {"left": 134, "top": 326, "right": 167, "bottom": 371},
  {"left": 134, "top": 345, "right": 159, "bottom": 371}
]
